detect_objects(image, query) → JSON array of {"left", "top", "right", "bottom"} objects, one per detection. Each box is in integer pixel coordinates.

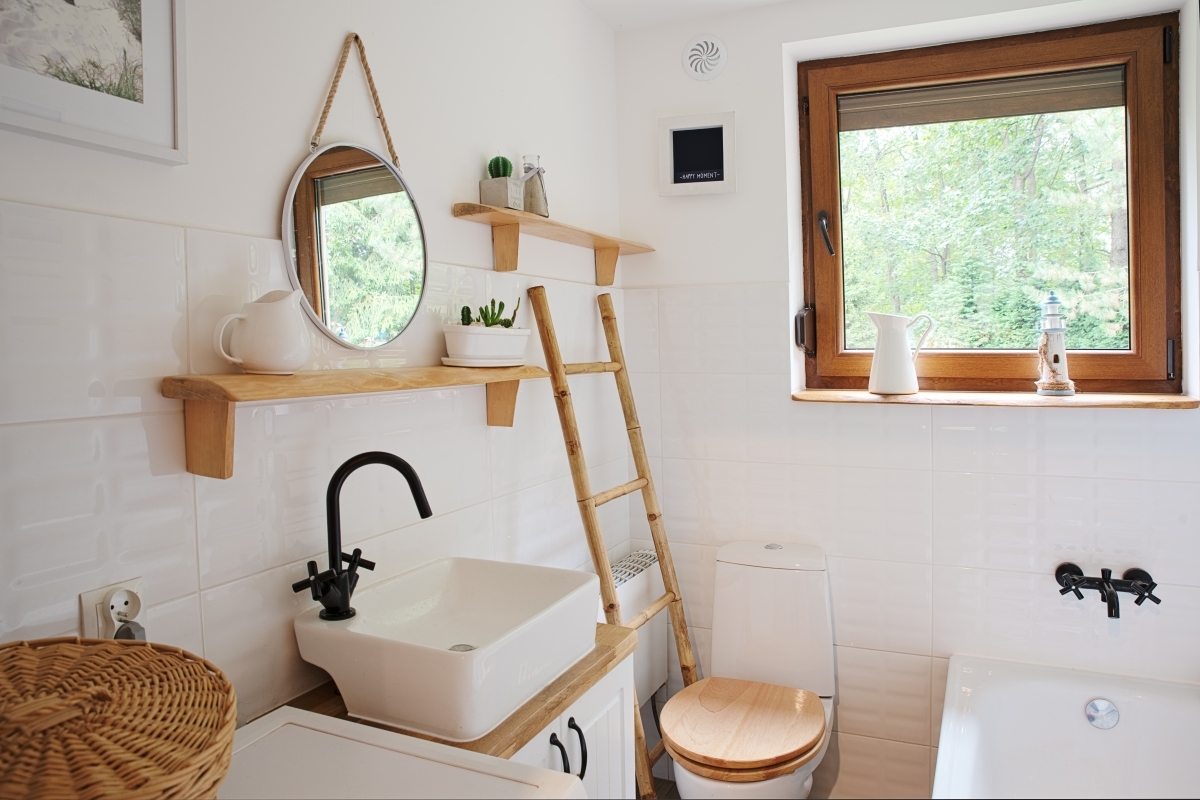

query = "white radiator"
[{"left": 598, "top": 550, "right": 669, "bottom": 703}]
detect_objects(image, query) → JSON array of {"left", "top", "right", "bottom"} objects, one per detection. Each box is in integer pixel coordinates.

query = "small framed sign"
[{"left": 658, "top": 112, "right": 734, "bottom": 196}]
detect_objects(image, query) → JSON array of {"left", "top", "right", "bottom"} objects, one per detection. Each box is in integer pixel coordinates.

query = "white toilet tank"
[{"left": 709, "top": 541, "right": 835, "bottom": 697}]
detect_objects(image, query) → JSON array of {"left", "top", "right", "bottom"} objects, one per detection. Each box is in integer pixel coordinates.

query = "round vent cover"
[{"left": 682, "top": 35, "right": 727, "bottom": 81}]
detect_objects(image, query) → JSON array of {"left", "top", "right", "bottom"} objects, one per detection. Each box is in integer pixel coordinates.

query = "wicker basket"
[{"left": 0, "top": 637, "right": 237, "bottom": 800}]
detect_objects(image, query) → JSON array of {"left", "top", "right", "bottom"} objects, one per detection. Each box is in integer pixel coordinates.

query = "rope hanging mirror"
[{"left": 281, "top": 32, "right": 427, "bottom": 351}]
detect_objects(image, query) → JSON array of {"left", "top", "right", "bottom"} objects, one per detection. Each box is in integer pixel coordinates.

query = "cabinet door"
[
  {"left": 510, "top": 718, "right": 569, "bottom": 774},
  {"left": 561, "top": 657, "right": 635, "bottom": 800}
]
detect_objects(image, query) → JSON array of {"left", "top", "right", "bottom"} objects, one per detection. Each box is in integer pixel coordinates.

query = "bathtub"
[{"left": 933, "top": 655, "right": 1200, "bottom": 798}]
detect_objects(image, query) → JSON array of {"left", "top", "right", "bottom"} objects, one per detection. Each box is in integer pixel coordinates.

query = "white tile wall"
[
  {"left": 0, "top": 200, "right": 637, "bottom": 728},
  {"left": 625, "top": 283, "right": 1200, "bottom": 799}
]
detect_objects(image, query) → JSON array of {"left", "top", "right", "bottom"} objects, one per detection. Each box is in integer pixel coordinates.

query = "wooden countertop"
[{"left": 286, "top": 623, "right": 638, "bottom": 759}]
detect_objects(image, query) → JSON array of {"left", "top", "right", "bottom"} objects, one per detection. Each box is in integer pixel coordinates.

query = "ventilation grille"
[
  {"left": 611, "top": 549, "right": 659, "bottom": 587},
  {"left": 683, "top": 35, "right": 727, "bottom": 81}
]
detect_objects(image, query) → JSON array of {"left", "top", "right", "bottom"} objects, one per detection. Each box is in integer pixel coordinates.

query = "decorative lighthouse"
[{"left": 1035, "top": 291, "right": 1075, "bottom": 396}]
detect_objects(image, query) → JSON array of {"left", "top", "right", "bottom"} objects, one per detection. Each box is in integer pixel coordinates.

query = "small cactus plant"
[
  {"left": 487, "top": 156, "right": 513, "bottom": 179},
  {"left": 462, "top": 298, "right": 521, "bottom": 328}
]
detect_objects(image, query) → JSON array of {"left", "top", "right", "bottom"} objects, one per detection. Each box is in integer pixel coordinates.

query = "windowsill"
[{"left": 792, "top": 390, "right": 1198, "bottom": 409}]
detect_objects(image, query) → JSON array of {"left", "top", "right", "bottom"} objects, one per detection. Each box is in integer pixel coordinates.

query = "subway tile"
[
  {"left": 662, "top": 373, "right": 930, "bottom": 468},
  {"left": 200, "top": 561, "right": 328, "bottom": 726},
  {"left": 930, "top": 657, "right": 950, "bottom": 746},
  {"left": 195, "top": 389, "right": 490, "bottom": 588},
  {"left": 622, "top": 288, "right": 659, "bottom": 373},
  {"left": 144, "top": 593, "right": 205, "bottom": 657},
  {"left": 658, "top": 284, "right": 790, "bottom": 375},
  {"left": 929, "top": 747, "right": 939, "bottom": 795},
  {"left": 668, "top": 542, "right": 719, "bottom": 630},
  {"left": 0, "top": 201, "right": 186, "bottom": 424},
  {"left": 492, "top": 458, "right": 631, "bottom": 570},
  {"left": 812, "top": 732, "right": 931, "bottom": 799},
  {"left": 834, "top": 646, "right": 931, "bottom": 746},
  {"left": 351, "top": 502, "right": 495, "bottom": 591},
  {"left": 628, "top": 371, "right": 661, "bottom": 459},
  {"left": 828, "top": 558, "right": 932, "bottom": 656},
  {"left": 0, "top": 413, "right": 197, "bottom": 641},
  {"left": 932, "top": 406, "right": 1200, "bottom": 483},
  {"left": 933, "top": 471, "right": 1200, "bottom": 586},
  {"left": 628, "top": 458, "right": 662, "bottom": 542},
  {"left": 932, "top": 566, "right": 1200, "bottom": 684},
  {"left": 666, "top": 626, "right": 712, "bottom": 698},
  {"left": 661, "top": 459, "right": 931, "bottom": 563}
]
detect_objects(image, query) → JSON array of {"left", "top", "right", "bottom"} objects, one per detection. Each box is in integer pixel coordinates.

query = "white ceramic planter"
[
  {"left": 442, "top": 324, "right": 531, "bottom": 366},
  {"left": 479, "top": 177, "right": 524, "bottom": 211}
]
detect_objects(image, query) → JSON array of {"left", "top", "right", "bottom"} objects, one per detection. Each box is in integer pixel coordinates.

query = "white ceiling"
[{"left": 581, "top": 0, "right": 791, "bottom": 30}]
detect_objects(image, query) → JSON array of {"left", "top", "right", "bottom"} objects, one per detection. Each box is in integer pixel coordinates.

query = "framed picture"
[
  {"left": 658, "top": 112, "right": 735, "bottom": 196},
  {"left": 0, "top": 0, "right": 187, "bottom": 165}
]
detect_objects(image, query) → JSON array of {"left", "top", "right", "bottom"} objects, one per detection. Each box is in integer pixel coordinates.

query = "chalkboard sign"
[{"left": 672, "top": 127, "right": 724, "bottom": 184}]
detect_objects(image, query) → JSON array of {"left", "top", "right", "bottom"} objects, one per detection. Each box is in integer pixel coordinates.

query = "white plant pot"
[
  {"left": 479, "top": 177, "right": 524, "bottom": 211},
  {"left": 442, "top": 324, "right": 531, "bottom": 366}
]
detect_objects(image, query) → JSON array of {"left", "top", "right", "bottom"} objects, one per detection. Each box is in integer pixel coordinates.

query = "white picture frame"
[
  {"left": 658, "top": 111, "right": 735, "bottom": 196},
  {"left": 0, "top": 0, "right": 187, "bottom": 165}
]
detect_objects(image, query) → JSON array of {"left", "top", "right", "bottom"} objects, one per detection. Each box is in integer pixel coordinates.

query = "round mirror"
[{"left": 282, "top": 142, "right": 427, "bottom": 349}]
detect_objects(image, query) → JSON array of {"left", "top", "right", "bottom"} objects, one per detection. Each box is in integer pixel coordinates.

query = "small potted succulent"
[
  {"left": 478, "top": 156, "right": 524, "bottom": 211},
  {"left": 442, "top": 297, "right": 532, "bottom": 366}
]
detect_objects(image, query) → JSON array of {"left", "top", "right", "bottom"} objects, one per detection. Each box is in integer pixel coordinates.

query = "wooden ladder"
[{"left": 528, "top": 286, "right": 698, "bottom": 800}]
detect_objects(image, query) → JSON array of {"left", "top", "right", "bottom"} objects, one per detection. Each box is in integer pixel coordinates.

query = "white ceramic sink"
[{"left": 294, "top": 557, "right": 599, "bottom": 741}]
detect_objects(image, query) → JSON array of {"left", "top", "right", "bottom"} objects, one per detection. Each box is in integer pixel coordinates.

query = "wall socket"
[{"left": 80, "top": 578, "right": 144, "bottom": 639}]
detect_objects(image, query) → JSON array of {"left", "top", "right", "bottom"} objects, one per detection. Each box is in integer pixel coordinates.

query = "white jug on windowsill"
[
  {"left": 867, "top": 312, "right": 934, "bottom": 395},
  {"left": 214, "top": 290, "right": 311, "bottom": 375}
]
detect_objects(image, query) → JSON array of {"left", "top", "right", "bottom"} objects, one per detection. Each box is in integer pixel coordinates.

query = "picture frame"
[
  {"left": 658, "top": 111, "right": 735, "bottom": 196},
  {"left": 0, "top": 0, "right": 187, "bottom": 165}
]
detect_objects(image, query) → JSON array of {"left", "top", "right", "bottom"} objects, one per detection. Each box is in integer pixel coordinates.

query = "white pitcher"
[
  {"left": 214, "top": 290, "right": 311, "bottom": 375},
  {"left": 867, "top": 312, "right": 934, "bottom": 395}
]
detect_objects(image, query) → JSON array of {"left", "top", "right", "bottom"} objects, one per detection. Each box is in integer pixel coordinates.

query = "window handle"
[
  {"left": 817, "top": 211, "right": 835, "bottom": 256},
  {"left": 549, "top": 732, "right": 570, "bottom": 774}
]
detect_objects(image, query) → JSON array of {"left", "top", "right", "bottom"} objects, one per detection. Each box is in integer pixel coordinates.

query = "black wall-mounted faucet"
[
  {"left": 291, "top": 451, "right": 433, "bottom": 620},
  {"left": 1055, "top": 563, "right": 1161, "bottom": 619}
]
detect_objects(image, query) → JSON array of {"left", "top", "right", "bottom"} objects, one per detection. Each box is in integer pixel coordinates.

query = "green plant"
[
  {"left": 487, "top": 156, "right": 513, "bottom": 179},
  {"left": 461, "top": 305, "right": 473, "bottom": 326},
  {"left": 474, "top": 297, "right": 521, "bottom": 328}
]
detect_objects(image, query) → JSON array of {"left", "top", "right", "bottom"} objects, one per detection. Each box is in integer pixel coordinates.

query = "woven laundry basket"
[{"left": 0, "top": 637, "right": 237, "bottom": 800}]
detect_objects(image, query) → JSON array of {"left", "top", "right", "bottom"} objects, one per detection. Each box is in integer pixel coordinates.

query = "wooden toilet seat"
[{"left": 659, "top": 677, "right": 827, "bottom": 783}]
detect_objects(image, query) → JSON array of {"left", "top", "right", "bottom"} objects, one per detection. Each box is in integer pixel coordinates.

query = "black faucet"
[
  {"left": 291, "top": 452, "right": 433, "bottom": 620},
  {"left": 1055, "top": 563, "right": 1161, "bottom": 619}
]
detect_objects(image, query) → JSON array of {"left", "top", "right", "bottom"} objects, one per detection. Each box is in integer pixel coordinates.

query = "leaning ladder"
[{"left": 528, "top": 286, "right": 698, "bottom": 800}]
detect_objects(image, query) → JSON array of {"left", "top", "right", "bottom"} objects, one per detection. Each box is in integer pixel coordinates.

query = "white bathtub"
[{"left": 933, "top": 655, "right": 1200, "bottom": 798}]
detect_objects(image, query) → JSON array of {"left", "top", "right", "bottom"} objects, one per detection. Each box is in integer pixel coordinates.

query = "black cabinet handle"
[
  {"left": 549, "top": 732, "right": 570, "bottom": 774},
  {"left": 568, "top": 717, "right": 588, "bottom": 780},
  {"left": 817, "top": 210, "right": 836, "bottom": 256}
]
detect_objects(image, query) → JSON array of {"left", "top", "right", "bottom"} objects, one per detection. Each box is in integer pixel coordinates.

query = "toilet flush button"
[
  {"left": 1086, "top": 698, "right": 1119, "bottom": 729},
  {"left": 764, "top": 543, "right": 783, "bottom": 550}
]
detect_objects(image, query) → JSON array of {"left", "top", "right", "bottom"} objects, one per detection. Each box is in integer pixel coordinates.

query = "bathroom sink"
[{"left": 294, "top": 557, "right": 600, "bottom": 741}]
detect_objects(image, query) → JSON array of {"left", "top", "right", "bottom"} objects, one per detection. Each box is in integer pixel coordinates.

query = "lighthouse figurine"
[{"left": 1035, "top": 291, "right": 1075, "bottom": 396}]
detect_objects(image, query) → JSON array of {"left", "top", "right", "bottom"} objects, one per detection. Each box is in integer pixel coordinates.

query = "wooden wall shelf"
[
  {"left": 161, "top": 365, "right": 549, "bottom": 479},
  {"left": 792, "top": 389, "right": 1198, "bottom": 409},
  {"left": 452, "top": 203, "right": 653, "bottom": 286}
]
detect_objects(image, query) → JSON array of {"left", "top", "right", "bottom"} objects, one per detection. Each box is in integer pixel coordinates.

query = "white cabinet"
[{"left": 510, "top": 655, "right": 635, "bottom": 799}]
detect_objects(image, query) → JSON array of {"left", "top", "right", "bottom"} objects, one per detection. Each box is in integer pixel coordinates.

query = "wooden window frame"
[
  {"left": 291, "top": 146, "right": 385, "bottom": 322},
  {"left": 797, "top": 14, "right": 1181, "bottom": 393}
]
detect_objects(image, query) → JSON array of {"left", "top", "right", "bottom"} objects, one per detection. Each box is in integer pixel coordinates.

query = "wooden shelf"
[
  {"left": 161, "top": 365, "right": 549, "bottom": 479},
  {"left": 792, "top": 390, "right": 1198, "bottom": 409},
  {"left": 452, "top": 203, "right": 653, "bottom": 286},
  {"left": 286, "top": 623, "right": 638, "bottom": 759}
]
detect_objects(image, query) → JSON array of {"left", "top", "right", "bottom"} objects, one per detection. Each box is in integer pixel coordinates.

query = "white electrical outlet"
[{"left": 80, "top": 578, "right": 144, "bottom": 639}]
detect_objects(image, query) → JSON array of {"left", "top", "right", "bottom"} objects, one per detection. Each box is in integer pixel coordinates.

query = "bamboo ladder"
[{"left": 528, "top": 286, "right": 698, "bottom": 800}]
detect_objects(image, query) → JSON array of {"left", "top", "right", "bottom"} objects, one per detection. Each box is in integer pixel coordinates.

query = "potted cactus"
[
  {"left": 478, "top": 155, "right": 524, "bottom": 211},
  {"left": 442, "top": 297, "right": 532, "bottom": 366}
]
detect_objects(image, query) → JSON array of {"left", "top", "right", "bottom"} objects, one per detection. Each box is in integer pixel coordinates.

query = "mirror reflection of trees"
[
  {"left": 839, "top": 107, "right": 1130, "bottom": 350},
  {"left": 319, "top": 191, "right": 424, "bottom": 348}
]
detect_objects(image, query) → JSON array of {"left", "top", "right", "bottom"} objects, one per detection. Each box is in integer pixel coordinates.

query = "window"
[{"left": 797, "top": 15, "right": 1180, "bottom": 393}]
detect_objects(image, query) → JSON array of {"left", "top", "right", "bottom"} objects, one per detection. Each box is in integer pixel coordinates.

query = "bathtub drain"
[
  {"left": 448, "top": 644, "right": 476, "bottom": 652},
  {"left": 1085, "top": 698, "right": 1119, "bottom": 729}
]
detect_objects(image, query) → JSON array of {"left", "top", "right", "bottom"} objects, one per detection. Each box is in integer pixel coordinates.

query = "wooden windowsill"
[{"left": 792, "top": 390, "right": 1198, "bottom": 409}]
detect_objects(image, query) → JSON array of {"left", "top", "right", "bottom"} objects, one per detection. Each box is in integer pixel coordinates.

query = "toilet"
[{"left": 659, "top": 541, "right": 836, "bottom": 799}]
